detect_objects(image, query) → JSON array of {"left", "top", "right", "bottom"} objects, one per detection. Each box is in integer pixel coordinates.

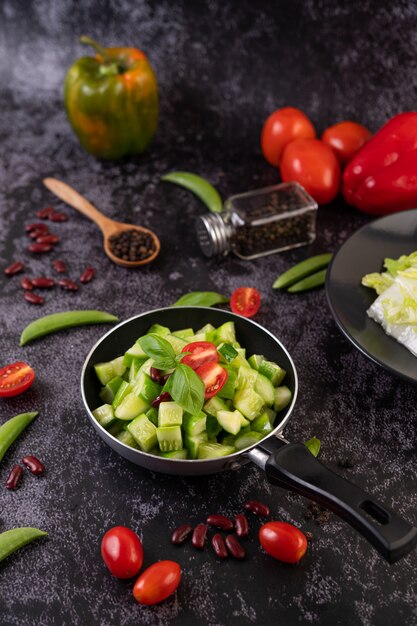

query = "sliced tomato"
[
  {"left": 230, "top": 287, "right": 261, "bottom": 318},
  {"left": 0, "top": 362, "right": 35, "bottom": 398},
  {"left": 195, "top": 362, "right": 228, "bottom": 399},
  {"left": 181, "top": 341, "right": 219, "bottom": 370}
]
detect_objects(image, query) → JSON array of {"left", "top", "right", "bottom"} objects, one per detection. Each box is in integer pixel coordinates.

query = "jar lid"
[{"left": 195, "top": 213, "right": 230, "bottom": 257}]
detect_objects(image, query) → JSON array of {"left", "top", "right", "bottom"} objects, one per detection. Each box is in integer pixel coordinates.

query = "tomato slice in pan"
[
  {"left": 196, "top": 362, "right": 228, "bottom": 399},
  {"left": 181, "top": 341, "right": 219, "bottom": 370},
  {"left": 230, "top": 287, "right": 261, "bottom": 318},
  {"left": 0, "top": 362, "right": 35, "bottom": 398}
]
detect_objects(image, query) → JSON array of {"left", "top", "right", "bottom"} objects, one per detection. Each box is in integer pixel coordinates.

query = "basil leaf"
[
  {"left": 173, "top": 291, "right": 229, "bottom": 307},
  {"left": 138, "top": 334, "right": 177, "bottom": 370},
  {"left": 304, "top": 436, "right": 321, "bottom": 457},
  {"left": 164, "top": 363, "right": 205, "bottom": 415}
]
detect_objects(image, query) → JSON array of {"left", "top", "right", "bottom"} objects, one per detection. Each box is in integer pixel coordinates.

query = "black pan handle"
[{"left": 261, "top": 440, "right": 417, "bottom": 563}]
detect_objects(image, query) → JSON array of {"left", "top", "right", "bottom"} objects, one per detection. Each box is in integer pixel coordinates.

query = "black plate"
[{"left": 326, "top": 210, "right": 417, "bottom": 385}]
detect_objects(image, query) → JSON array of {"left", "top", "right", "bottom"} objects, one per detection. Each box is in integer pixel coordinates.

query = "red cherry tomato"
[
  {"left": 259, "top": 521, "right": 308, "bottom": 563},
  {"left": 101, "top": 526, "right": 144, "bottom": 579},
  {"left": 133, "top": 560, "right": 181, "bottom": 605},
  {"left": 261, "top": 107, "right": 316, "bottom": 167},
  {"left": 280, "top": 138, "right": 341, "bottom": 205},
  {"left": 0, "top": 362, "right": 35, "bottom": 398},
  {"left": 181, "top": 341, "right": 219, "bottom": 370},
  {"left": 322, "top": 121, "right": 372, "bottom": 165},
  {"left": 230, "top": 287, "right": 261, "bottom": 318},
  {"left": 195, "top": 362, "right": 228, "bottom": 399}
]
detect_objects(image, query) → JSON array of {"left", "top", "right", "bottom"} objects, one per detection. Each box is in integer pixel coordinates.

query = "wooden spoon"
[{"left": 43, "top": 177, "right": 160, "bottom": 267}]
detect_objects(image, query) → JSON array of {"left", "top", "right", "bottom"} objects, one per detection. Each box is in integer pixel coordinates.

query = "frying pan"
[{"left": 81, "top": 307, "right": 417, "bottom": 563}]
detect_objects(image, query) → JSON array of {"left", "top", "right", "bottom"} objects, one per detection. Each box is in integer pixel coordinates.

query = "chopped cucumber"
[
  {"left": 198, "top": 442, "right": 236, "bottom": 459},
  {"left": 107, "top": 420, "right": 125, "bottom": 437},
  {"left": 258, "top": 359, "right": 286, "bottom": 386},
  {"left": 158, "top": 401, "right": 183, "bottom": 427},
  {"left": 145, "top": 407, "right": 159, "bottom": 426},
  {"left": 274, "top": 386, "right": 292, "bottom": 412},
  {"left": 161, "top": 449, "right": 188, "bottom": 459},
  {"left": 197, "top": 323, "right": 215, "bottom": 335},
  {"left": 248, "top": 354, "right": 264, "bottom": 370},
  {"left": 94, "top": 356, "right": 126, "bottom": 386},
  {"left": 112, "top": 381, "right": 134, "bottom": 410},
  {"left": 218, "top": 343, "right": 239, "bottom": 363},
  {"left": 123, "top": 342, "right": 147, "bottom": 367},
  {"left": 127, "top": 415, "right": 158, "bottom": 452},
  {"left": 128, "top": 358, "right": 147, "bottom": 383},
  {"left": 254, "top": 373, "right": 275, "bottom": 406},
  {"left": 218, "top": 367, "right": 237, "bottom": 400},
  {"left": 187, "top": 333, "right": 207, "bottom": 342},
  {"left": 184, "top": 432, "right": 208, "bottom": 459},
  {"left": 115, "top": 393, "right": 149, "bottom": 420},
  {"left": 251, "top": 411, "right": 274, "bottom": 435},
  {"left": 132, "top": 372, "right": 161, "bottom": 404},
  {"left": 234, "top": 431, "right": 264, "bottom": 451},
  {"left": 236, "top": 366, "right": 258, "bottom": 390},
  {"left": 216, "top": 410, "right": 242, "bottom": 435},
  {"left": 206, "top": 414, "right": 223, "bottom": 439},
  {"left": 99, "top": 375, "right": 123, "bottom": 404},
  {"left": 92, "top": 403, "right": 115, "bottom": 429},
  {"left": 233, "top": 388, "right": 264, "bottom": 421},
  {"left": 203, "top": 396, "right": 229, "bottom": 417},
  {"left": 212, "top": 321, "right": 236, "bottom": 346},
  {"left": 183, "top": 411, "right": 207, "bottom": 436},
  {"left": 157, "top": 425, "right": 183, "bottom": 452},
  {"left": 116, "top": 430, "right": 139, "bottom": 449},
  {"left": 264, "top": 406, "right": 277, "bottom": 425},
  {"left": 172, "top": 328, "right": 194, "bottom": 340},
  {"left": 147, "top": 323, "right": 171, "bottom": 337},
  {"left": 165, "top": 334, "right": 188, "bottom": 354}
]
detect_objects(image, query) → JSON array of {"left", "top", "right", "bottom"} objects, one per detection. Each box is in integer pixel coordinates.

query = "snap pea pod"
[
  {"left": 287, "top": 268, "right": 328, "bottom": 293},
  {"left": 20, "top": 310, "right": 118, "bottom": 346},
  {"left": 0, "top": 412, "right": 38, "bottom": 465},
  {"left": 273, "top": 253, "right": 333, "bottom": 290},
  {"left": 0, "top": 527, "right": 47, "bottom": 563},
  {"left": 162, "top": 171, "right": 223, "bottom": 213}
]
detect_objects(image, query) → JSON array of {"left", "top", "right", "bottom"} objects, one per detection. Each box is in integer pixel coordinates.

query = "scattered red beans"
[
  {"left": 29, "top": 228, "right": 48, "bottom": 239},
  {"left": 28, "top": 243, "right": 52, "bottom": 254},
  {"left": 22, "top": 455, "right": 45, "bottom": 476},
  {"left": 235, "top": 514, "right": 249, "bottom": 537},
  {"left": 49, "top": 211, "right": 68, "bottom": 222},
  {"left": 36, "top": 206, "right": 55, "bottom": 219},
  {"left": 6, "top": 465, "right": 24, "bottom": 490},
  {"left": 25, "top": 222, "right": 48, "bottom": 233},
  {"left": 58, "top": 278, "right": 78, "bottom": 291},
  {"left": 171, "top": 524, "right": 193, "bottom": 545},
  {"left": 36, "top": 235, "right": 60, "bottom": 245},
  {"left": 20, "top": 276, "right": 33, "bottom": 290},
  {"left": 192, "top": 524, "right": 208, "bottom": 549},
  {"left": 150, "top": 367, "right": 162, "bottom": 383},
  {"left": 80, "top": 266, "right": 95, "bottom": 284},
  {"left": 52, "top": 259, "right": 67, "bottom": 274},
  {"left": 211, "top": 534, "right": 228, "bottom": 559},
  {"left": 225, "top": 535, "right": 245, "bottom": 560},
  {"left": 151, "top": 391, "right": 171, "bottom": 408},
  {"left": 4, "top": 261, "right": 24, "bottom": 276},
  {"left": 206, "top": 514, "right": 234, "bottom": 531},
  {"left": 31, "top": 277, "right": 55, "bottom": 289},
  {"left": 244, "top": 500, "right": 270, "bottom": 516},
  {"left": 24, "top": 291, "right": 44, "bottom": 305}
]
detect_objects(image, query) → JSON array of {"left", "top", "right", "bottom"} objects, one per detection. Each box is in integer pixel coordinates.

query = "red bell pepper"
[{"left": 342, "top": 112, "right": 417, "bottom": 215}]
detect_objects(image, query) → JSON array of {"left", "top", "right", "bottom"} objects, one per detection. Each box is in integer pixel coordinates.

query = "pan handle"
[{"left": 260, "top": 441, "right": 417, "bottom": 563}]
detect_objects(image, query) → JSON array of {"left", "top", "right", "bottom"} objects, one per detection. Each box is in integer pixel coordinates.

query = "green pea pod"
[
  {"left": 0, "top": 412, "right": 38, "bottom": 465},
  {"left": 20, "top": 310, "right": 119, "bottom": 346},
  {"left": 162, "top": 171, "right": 223, "bottom": 213},
  {"left": 0, "top": 527, "right": 47, "bottom": 563},
  {"left": 287, "top": 268, "right": 328, "bottom": 293},
  {"left": 273, "top": 253, "right": 333, "bottom": 289},
  {"left": 173, "top": 291, "right": 229, "bottom": 307}
]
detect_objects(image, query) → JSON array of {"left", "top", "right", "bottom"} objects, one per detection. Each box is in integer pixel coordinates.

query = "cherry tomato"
[
  {"left": 280, "top": 138, "right": 341, "bottom": 205},
  {"left": 195, "top": 362, "right": 228, "bottom": 399},
  {"left": 133, "top": 560, "right": 181, "bottom": 605},
  {"left": 181, "top": 341, "right": 218, "bottom": 370},
  {"left": 101, "top": 526, "right": 144, "bottom": 579},
  {"left": 322, "top": 121, "right": 372, "bottom": 165},
  {"left": 230, "top": 287, "right": 261, "bottom": 318},
  {"left": 261, "top": 107, "right": 316, "bottom": 167},
  {"left": 0, "top": 362, "right": 35, "bottom": 398},
  {"left": 259, "top": 521, "right": 308, "bottom": 563}
]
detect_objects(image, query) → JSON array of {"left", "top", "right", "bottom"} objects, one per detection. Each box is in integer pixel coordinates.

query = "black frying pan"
[{"left": 81, "top": 307, "right": 417, "bottom": 563}]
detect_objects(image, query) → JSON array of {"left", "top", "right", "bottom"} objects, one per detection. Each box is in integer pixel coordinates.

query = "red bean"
[
  {"left": 235, "top": 514, "right": 249, "bottom": 537},
  {"left": 225, "top": 535, "right": 245, "bottom": 560},
  {"left": 25, "top": 222, "right": 49, "bottom": 233},
  {"left": 20, "top": 277, "right": 33, "bottom": 290},
  {"left": 29, "top": 228, "right": 49, "bottom": 239},
  {"left": 28, "top": 243, "right": 52, "bottom": 254},
  {"left": 171, "top": 523, "right": 193, "bottom": 545},
  {"left": 150, "top": 367, "right": 162, "bottom": 383},
  {"left": 4, "top": 261, "right": 24, "bottom": 276},
  {"left": 211, "top": 534, "right": 228, "bottom": 559},
  {"left": 206, "top": 514, "right": 234, "bottom": 530},
  {"left": 52, "top": 259, "right": 67, "bottom": 274},
  {"left": 24, "top": 291, "right": 44, "bottom": 305},
  {"left": 6, "top": 465, "right": 24, "bottom": 490},
  {"left": 31, "top": 277, "right": 55, "bottom": 289},
  {"left": 192, "top": 524, "right": 208, "bottom": 549},
  {"left": 22, "top": 455, "right": 45, "bottom": 476},
  {"left": 244, "top": 500, "right": 270, "bottom": 516},
  {"left": 151, "top": 391, "right": 171, "bottom": 408},
  {"left": 36, "top": 206, "right": 54, "bottom": 219},
  {"left": 58, "top": 278, "right": 78, "bottom": 291},
  {"left": 36, "top": 235, "right": 60, "bottom": 244},
  {"left": 80, "top": 266, "right": 95, "bottom": 284},
  {"left": 50, "top": 211, "right": 68, "bottom": 222},
  {"left": 160, "top": 373, "right": 172, "bottom": 385}
]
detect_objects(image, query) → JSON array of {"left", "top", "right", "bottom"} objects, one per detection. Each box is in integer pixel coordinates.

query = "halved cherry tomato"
[
  {"left": 181, "top": 341, "right": 218, "bottom": 370},
  {"left": 322, "top": 120, "right": 372, "bottom": 165},
  {"left": 259, "top": 521, "right": 308, "bottom": 563},
  {"left": 261, "top": 107, "right": 316, "bottom": 167},
  {"left": 230, "top": 287, "right": 261, "bottom": 318},
  {"left": 0, "top": 362, "right": 35, "bottom": 398},
  {"left": 195, "top": 362, "right": 228, "bottom": 399},
  {"left": 280, "top": 138, "right": 341, "bottom": 205},
  {"left": 133, "top": 560, "right": 181, "bottom": 605},
  {"left": 101, "top": 526, "right": 144, "bottom": 579}
]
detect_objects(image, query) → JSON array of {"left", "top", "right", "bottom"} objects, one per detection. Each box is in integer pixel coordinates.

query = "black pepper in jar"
[{"left": 109, "top": 229, "right": 156, "bottom": 262}]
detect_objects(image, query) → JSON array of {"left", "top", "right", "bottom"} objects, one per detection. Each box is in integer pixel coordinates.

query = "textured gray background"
[{"left": 0, "top": 1, "right": 417, "bottom": 625}]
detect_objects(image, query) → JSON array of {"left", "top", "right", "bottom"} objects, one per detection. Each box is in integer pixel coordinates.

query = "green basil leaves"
[
  {"left": 138, "top": 334, "right": 179, "bottom": 370},
  {"left": 164, "top": 364, "right": 205, "bottom": 415}
]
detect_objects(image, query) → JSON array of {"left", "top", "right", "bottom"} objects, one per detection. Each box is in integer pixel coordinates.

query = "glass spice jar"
[{"left": 195, "top": 182, "right": 318, "bottom": 259}]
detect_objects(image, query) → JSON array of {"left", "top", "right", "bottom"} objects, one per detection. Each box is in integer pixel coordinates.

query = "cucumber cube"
[
  {"left": 206, "top": 414, "right": 222, "bottom": 439},
  {"left": 234, "top": 431, "right": 264, "bottom": 451},
  {"left": 132, "top": 372, "right": 161, "bottom": 404},
  {"left": 92, "top": 403, "right": 115, "bottom": 429},
  {"left": 274, "top": 386, "right": 292, "bottom": 412},
  {"left": 218, "top": 367, "right": 237, "bottom": 400},
  {"left": 197, "top": 442, "right": 236, "bottom": 459},
  {"left": 254, "top": 373, "right": 275, "bottom": 406},
  {"left": 264, "top": 406, "right": 277, "bottom": 425},
  {"left": 236, "top": 366, "right": 258, "bottom": 390},
  {"left": 183, "top": 411, "right": 207, "bottom": 436},
  {"left": 127, "top": 415, "right": 158, "bottom": 452},
  {"left": 157, "top": 425, "right": 183, "bottom": 452},
  {"left": 184, "top": 432, "right": 208, "bottom": 459},
  {"left": 115, "top": 393, "right": 149, "bottom": 420},
  {"left": 146, "top": 323, "right": 171, "bottom": 337},
  {"left": 258, "top": 360, "right": 286, "bottom": 386},
  {"left": 218, "top": 343, "right": 239, "bottom": 364},
  {"left": 187, "top": 333, "right": 207, "bottom": 342},
  {"left": 233, "top": 388, "right": 264, "bottom": 421},
  {"left": 211, "top": 322, "right": 236, "bottom": 346},
  {"left": 161, "top": 449, "right": 188, "bottom": 459},
  {"left": 216, "top": 410, "right": 242, "bottom": 435},
  {"left": 94, "top": 361, "right": 116, "bottom": 386},
  {"left": 251, "top": 411, "right": 274, "bottom": 435},
  {"left": 203, "top": 396, "right": 229, "bottom": 417},
  {"left": 99, "top": 375, "right": 123, "bottom": 404},
  {"left": 165, "top": 334, "right": 188, "bottom": 355},
  {"left": 197, "top": 323, "right": 215, "bottom": 335},
  {"left": 145, "top": 407, "right": 159, "bottom": 426},
  {"left": 112, "top": 381, "right": 134, "bottom": 410},
  {"left": 116, "top": 430, "right": 139, "bottom": 449},
  {"left": 248, "top": 354, "right": 264, "bottom": 370},
  {"left": 172, "top": 328, "right": 194, "bottom": 340},
  {"left": 107, "top": 420, "right": 125, "bottom": 437},
  {"left": 158, "top": 402, "right": 183, "bottom": 427},
  {"left": 123, "top": 342, "right": 147, "bottom": 367}
]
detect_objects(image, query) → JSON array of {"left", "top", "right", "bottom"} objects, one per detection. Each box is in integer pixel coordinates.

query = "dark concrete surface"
[{"left": 0, "top": 1, "right": 416, "bottom": 624}]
